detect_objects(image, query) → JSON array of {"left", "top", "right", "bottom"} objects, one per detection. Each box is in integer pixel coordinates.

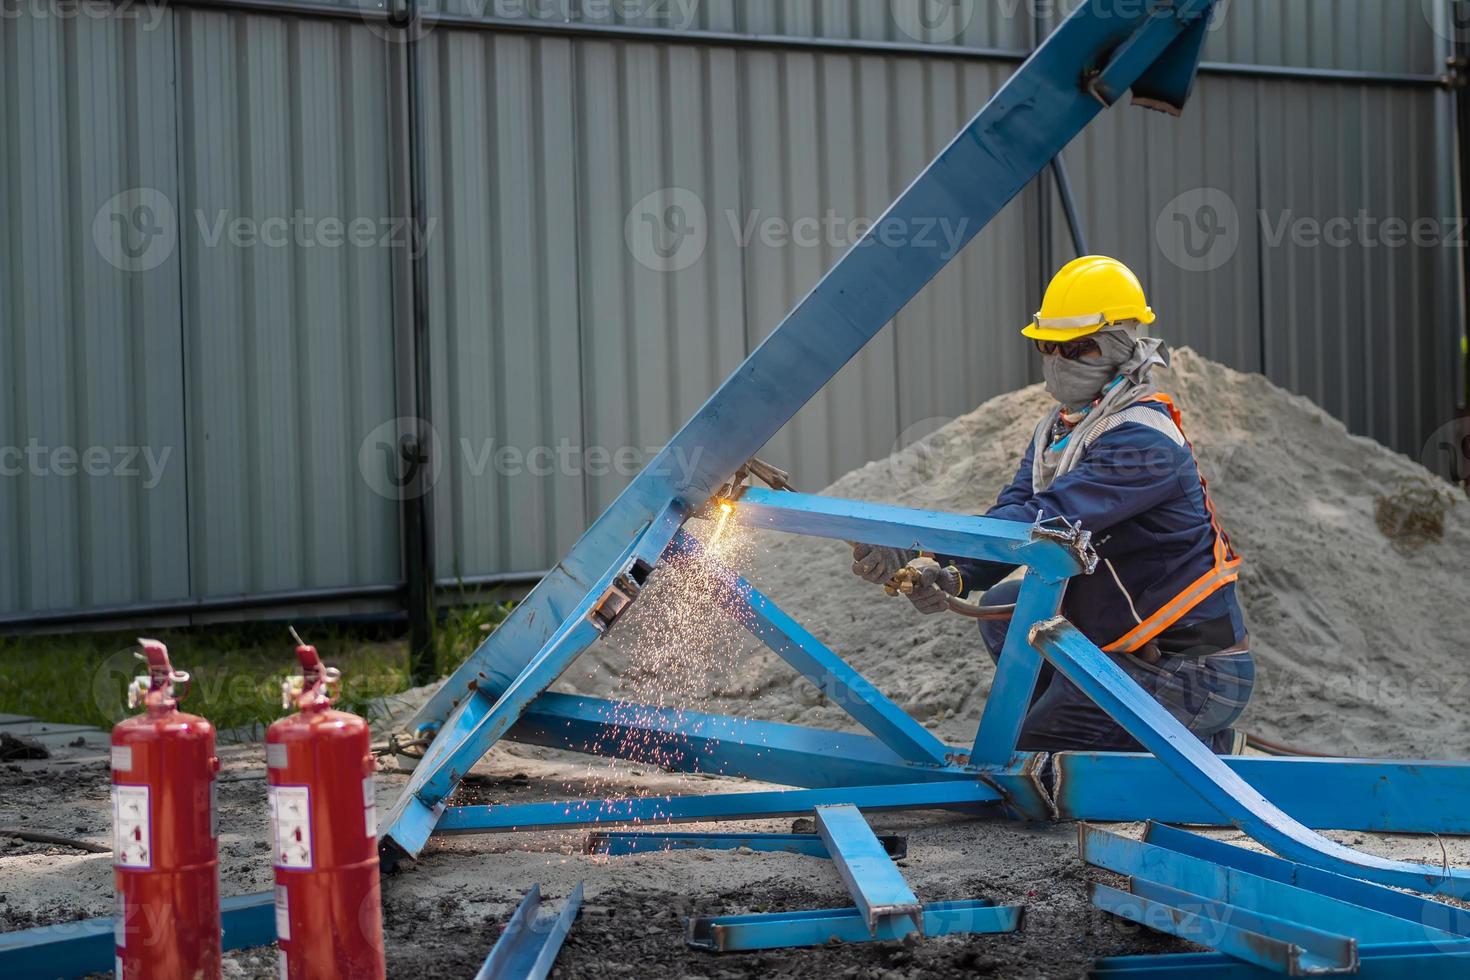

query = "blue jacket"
[{"left": 943, "top": 397, "right": 1246, "bottom": 652}]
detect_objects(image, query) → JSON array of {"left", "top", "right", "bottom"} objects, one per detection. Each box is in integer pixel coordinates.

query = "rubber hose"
[{"left": 944, "top": 597, "right": 1017, "bottom": 621}]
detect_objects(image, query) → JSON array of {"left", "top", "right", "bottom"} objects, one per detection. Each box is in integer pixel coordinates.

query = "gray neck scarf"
[{"left": 1032, "top": 327, "right": 1171, "bottom": 491}]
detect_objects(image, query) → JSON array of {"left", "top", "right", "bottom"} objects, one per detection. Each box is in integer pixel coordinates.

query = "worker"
[{"left": 852, "top": 256, "right": 1252, "bottom": 754}]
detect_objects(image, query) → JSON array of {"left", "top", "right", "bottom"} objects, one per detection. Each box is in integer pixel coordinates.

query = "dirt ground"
[{"left": 5, "top": 732, "right": 1470, "bottom": 980}]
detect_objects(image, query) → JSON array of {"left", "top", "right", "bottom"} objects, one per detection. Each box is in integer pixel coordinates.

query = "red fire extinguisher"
[
  {"left": 112, "top": 638, "right": 220, "bottom": 979},
  {"left": 268, "top": 632, "right": 386, "bottom": 980}
]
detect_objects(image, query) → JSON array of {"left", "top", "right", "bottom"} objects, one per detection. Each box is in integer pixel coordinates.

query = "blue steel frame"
[
  {"left": 474, "top": 882, "right": 583, "bottom": 980},
  {"left": 379, "top": 0, "right": 1470, "bottom": 912},
  {"left": 379, "top": 0, "right": 1225, "bottom": 860}
]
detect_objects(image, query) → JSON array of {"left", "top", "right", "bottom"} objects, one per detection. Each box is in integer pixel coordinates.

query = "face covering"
[{"left": 1040, "top": 327, "right": 1165, "bottom": 410}]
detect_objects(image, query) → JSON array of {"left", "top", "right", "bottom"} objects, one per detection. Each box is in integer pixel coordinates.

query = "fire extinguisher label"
[
  {"left": 112, "top": 785, "right": 151, "bottom": 868},
  {"left": 270, "top": 785, "right": 313, "bottom": 869},
  {"left": 110, "top": 746, "right": 132, "bottom": 772},
  {"left": 266, "top": 742, "right": 288, "bottom": 769},
  {"left": 274, "top": 884, "right": 290, "bottom": 941},
  {"left": 277, "top": 948, "right": 289, "bottom": 980},
  {"left": 114, "top": 891, "right": 126, "bottom": 947},
  {"left": 363, "top": 774, "right": 376, "bottom": 839}
]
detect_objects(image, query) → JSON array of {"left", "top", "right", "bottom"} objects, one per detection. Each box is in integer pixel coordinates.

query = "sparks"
[{"left": 708, "top": 500, "right": 735, "bottom": 547}]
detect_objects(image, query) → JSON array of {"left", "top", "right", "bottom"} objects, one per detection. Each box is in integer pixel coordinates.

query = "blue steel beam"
[
  {"left": 474, "top": 882, "right": 583, "bottom": 980},
  {"left": 1035, "top": 619, "right": 1470, "bottom": 899},
  {"left": 726, "top": 489, "right": 1080, "bottom": 582},
  {"left": 1054, "top": 753, "right": 1470, "bottom": 834},
  {"left": 437, "top": 781, "right": 1000, "bottom": 834},
  {"left": 0, "top": 892, "right": 274, "bottom": 979},
  {"left": 1090, "top": 879, "right": 1358, "bottom": 975},
  {"left": 814, "top": 804, "right": 922, "bottom": 935},
  {"left": 971, "top": 570, "right": 1068, "bottom": 765},
  {"left": 1090, "top": 944, "right": 1470, "bottom": 980},
  {"left": 584, "top": 830, "right": 907, "bottom": 859},
  {"left": 1142, "top": 823, "right": 1470, "bottom": 937},
  {"left": 387, "top": 0, "right": 1219, "bottom": 856},
  {"left": 381, "top": 503, "right": 684, "bottom": 856},
  {"left": 685, "top": 899, "right": 1021, "bottom": 952},
  {"left": 670, "top": 529, "right": 951, "bottom": 765},
  {"left": 508, "top": 692, "right": 979, "bottom": 788},
  {"left": 1078, "top": 825, "right": 1458, "bottom": 945}
]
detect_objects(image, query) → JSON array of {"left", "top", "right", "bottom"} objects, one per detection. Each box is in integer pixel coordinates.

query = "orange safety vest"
[{"left": 1101, "top": 394, "right": 1242, "bottom": 654}]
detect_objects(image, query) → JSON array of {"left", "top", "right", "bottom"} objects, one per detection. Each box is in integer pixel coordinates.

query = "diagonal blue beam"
[
  {"left": 437, "top": 780, "right": 1000, "bottom": 834},
  {"left": 970, "top": 570, "right": 1068, "bottom": 765},
  {"left": 381, "top": 503, "right": 684, "bottom": 857},
  {"left": 670, "top": 528, "right": 951, "bottom": 765},
  {"left": 1037, "top": 619, "right": 1470, "bottom": 898},
  {"left": 1053, "top": 753, "right": 1470, "bottom": 834},
  {"left": 404, "top": 0, "right": 1221, "bottom": 744}
]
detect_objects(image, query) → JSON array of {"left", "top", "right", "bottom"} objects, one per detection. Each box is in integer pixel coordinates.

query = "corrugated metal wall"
[{"left": 1, "top": 1, "right": 1462, "bottom": 620}]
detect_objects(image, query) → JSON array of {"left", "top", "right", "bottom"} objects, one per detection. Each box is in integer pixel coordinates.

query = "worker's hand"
[
  {"left": 904, "top": 557, "right": 961, "bottom": 615},
  {"left": 851, "top": 543, "right": 915, "bottom": 585}
]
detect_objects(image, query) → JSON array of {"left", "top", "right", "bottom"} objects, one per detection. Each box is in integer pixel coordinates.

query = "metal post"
[{"left": 401, "top": 0, "right": 436, "bottom": 685}]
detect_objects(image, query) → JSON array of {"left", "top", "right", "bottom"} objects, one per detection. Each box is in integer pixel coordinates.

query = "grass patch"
[{"left": 0, "top": 599, "right": 514, "bottom": 735}]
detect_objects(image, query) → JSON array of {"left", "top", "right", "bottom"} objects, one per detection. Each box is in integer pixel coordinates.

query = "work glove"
[
  {"left": 851, "top": 543, "right": 915, "bottom": 585},
  {"left": 904, "top": 557, "right": 961, "bottom": 615}
]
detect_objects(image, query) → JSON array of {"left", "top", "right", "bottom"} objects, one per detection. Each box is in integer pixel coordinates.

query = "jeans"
[{"left": 978, "top": 580, "right": 1255, "bottom": 754}]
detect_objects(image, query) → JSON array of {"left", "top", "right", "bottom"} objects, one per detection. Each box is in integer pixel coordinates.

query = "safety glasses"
[{"left": 1034, "top": 337, "right": 1102, "bottom": 360}]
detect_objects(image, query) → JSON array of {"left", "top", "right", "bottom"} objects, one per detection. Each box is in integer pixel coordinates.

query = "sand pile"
[{"left": 558, "top": 349, "right": 1470, "bottom": 758}]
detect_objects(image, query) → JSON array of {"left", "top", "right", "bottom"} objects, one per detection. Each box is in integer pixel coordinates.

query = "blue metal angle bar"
[
  {"left": 1078, "top": 825, "right": 1457, "bottom": 945},
  {"left": 726, "top": 489, "right": 1079, "bottom": 581},
  {"left": 381, "top": 503, "right": 684, "bottom": 857},
  {"left": 402, "top": 0, "right": 1220, "bottom": 747},
  {"left": 685, "top": 899, "right": 1021, "bottom": 952},
  {"left": 1090, "top": 943, "right": 1470, "bottom": 980},
  {"left": 814, "top": 804, "right": 922, "bottom": 935},
  {"left": 508, "top": 691, "right": 977, "bottom": 788},
  {"left": 0, "top": 891, "right": 274, "bottom": 979},
  {"left": 475, "top": 881, "right": 583, "bottom": 980},
  {"left": 1053, "top": 753, "right": 1470, "bottom": 834},
  {"left": 437, "top": 780, "right": 1000, "bottom": 834},
  {"left": 670, "top": 528, "right": 950, "bottom": 765},
  {"left": 1035, "top": 619, "right": 1470, "bottom": 899},
  {"left": 1123, "top": 875, "right": 1352, "bottom": 975},
  {"left": 970, "top": 570, "right": 1068, "bottom": 765},
  {"left": 1098, "top": 878, "right": 1358, "bottom": 975},
  {"left": 1142, "top": 823, "right": 1470, "bottom": 937},
  {"left": 584, "top": 830, "right": 907, "bottom": 859}
]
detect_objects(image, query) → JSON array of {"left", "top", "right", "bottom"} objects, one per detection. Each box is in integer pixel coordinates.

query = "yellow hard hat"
[{"left": 1021, "top": 255, "right": 1156, "bottom": 341}]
